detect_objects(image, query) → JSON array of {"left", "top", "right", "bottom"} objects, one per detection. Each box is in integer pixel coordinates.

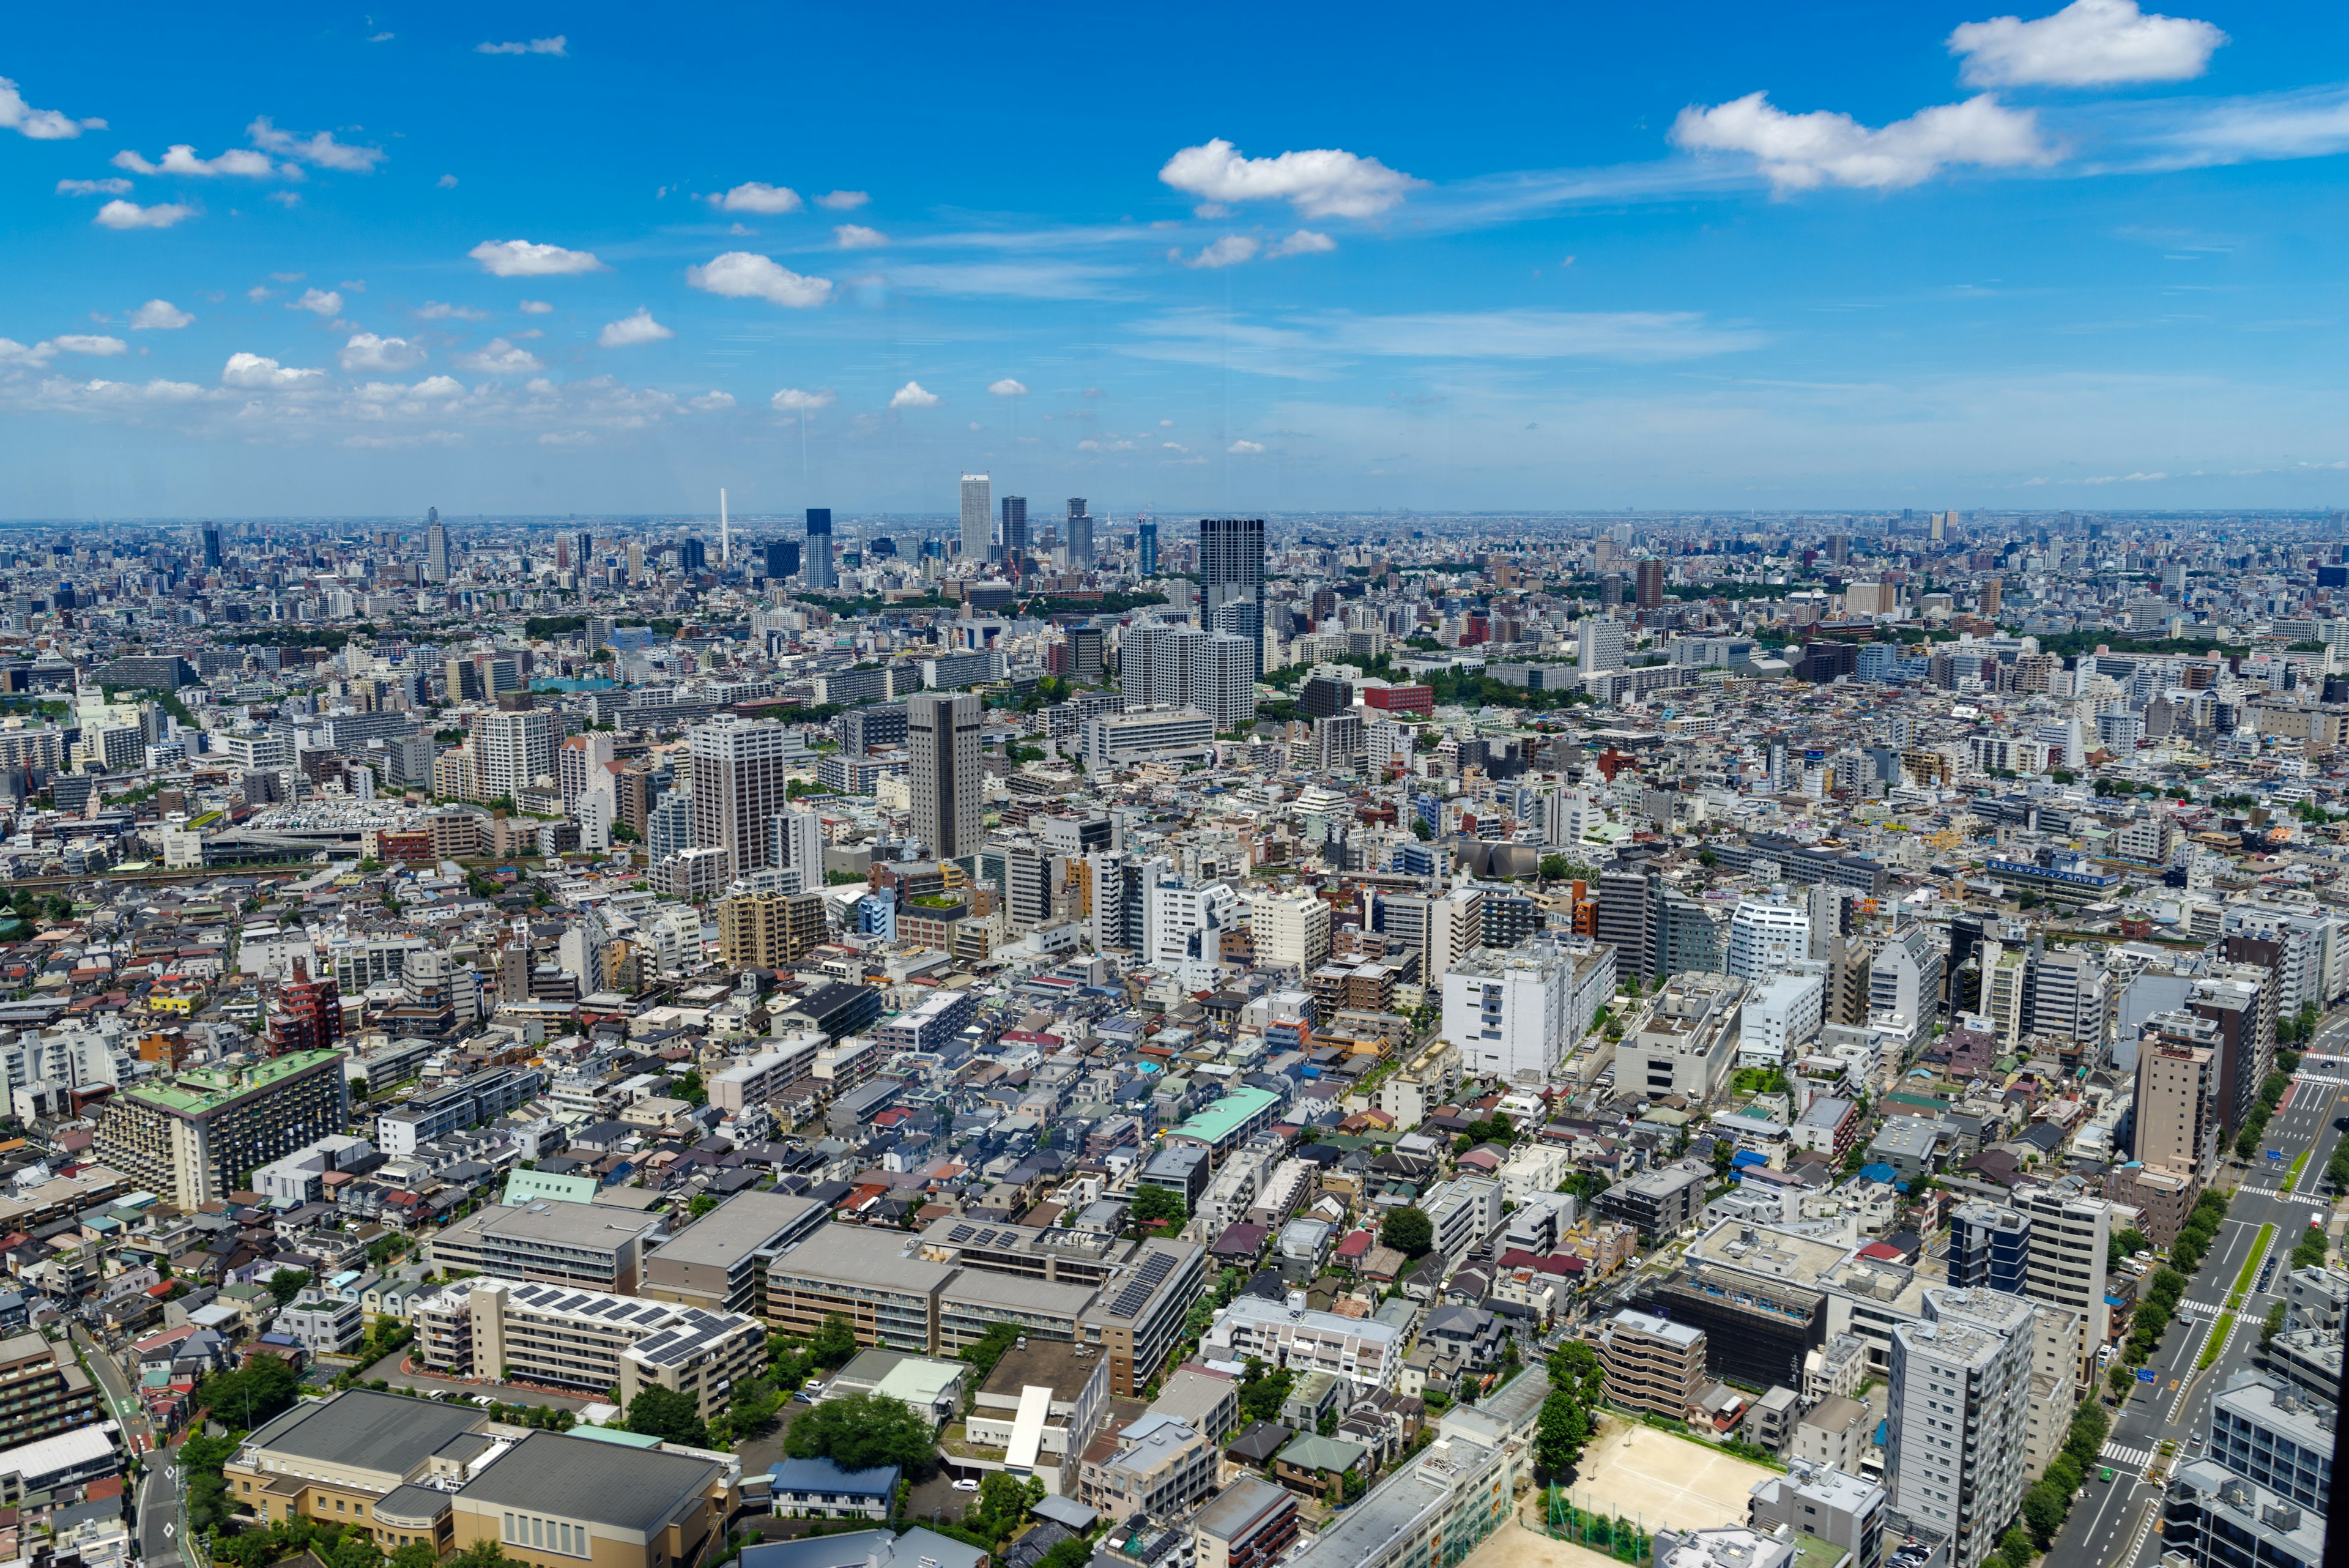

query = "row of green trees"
[
  {"left": 2233, "top": 1070, "right": 2295, "bottom": 1160},
  {"left": 2005, "top": 1400, "right": 2113, "bottom": 1562},
  {"left": 1532, "top": 1342, "right": 1605, "bottom": 1479}
]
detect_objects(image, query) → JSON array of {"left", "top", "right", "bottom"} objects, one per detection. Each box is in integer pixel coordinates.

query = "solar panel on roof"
[{"left": 948, "top": 1224, "right": 974, "bottom": 1243}]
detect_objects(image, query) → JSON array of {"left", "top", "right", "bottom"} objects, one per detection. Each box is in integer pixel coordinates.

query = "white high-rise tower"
[
  {"left": 959, "top": 475, "right": 992, "bottom": 563},
  {"left": 719, "top": 488, "right": 730, "bottom": 567}
]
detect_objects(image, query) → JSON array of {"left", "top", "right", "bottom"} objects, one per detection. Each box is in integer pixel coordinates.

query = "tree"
[
  {"left": 966, "top": 1472, "right": 1045, "bottom": 1544},
  {"left": 267, "top": 1266, "right": 313, "bottom": 1306},
  {"left": 198, "top": 1353, "right": 301, "bottom": 1429},
  {"left": 392, "top": 1545, "right": 442, "bottom": 1568},
  {"left": 784, "top": 1389, "right": 939, "bottom": 1474},
  {"left": 1381, "top": 1206, "right": 1435, "bottom": 1257},
  {"left": 809, "top": 1311, "right": 859, "bottom": 1369},
  {"left": 623, "top": 1385, "right": 709, "bottom": 1449},
  {"left": 1411, "top": 817, "right": 1433, "bottom": 842},
  {"left": 1538, "top": 855, "right": 1571, "bottom": 883},
  {"left": 688, "top": 1193, "right": 721, "bottom": 1220},
  {"left": 1127, "top": 1184, "right": 1187, "bottom": 1234},
  {"left": 453, "top": 1543, "right": 513, "bottom": 1568},
  {"left": 2107, "top": 1227, "right": 2150, "bottom": 1270},
  {"left": 674, "top": 1070, "right": 707, "bottom": 1107},
  {"left": 1534, "top": 1388, "right": 1589, "bottom": 1477}
]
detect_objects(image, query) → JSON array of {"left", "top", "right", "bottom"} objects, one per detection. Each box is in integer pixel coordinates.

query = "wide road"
[
  {"left": 72, "top": 1325, "right": 183, "bottom": 1568},
  {"left": 2039, "top": 1048, "right": 2348, "bottom": 1568}
]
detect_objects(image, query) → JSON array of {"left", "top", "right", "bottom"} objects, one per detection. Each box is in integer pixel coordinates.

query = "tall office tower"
[
  {"left": 626, "top": 540, "right": 645, "bottom": 584},
  {"left": 687, "top": 716, "right": 797, "bottom": 881},
  {"left": 1981, "top": 577, "right": 2002, "bottom": 619},
  {"left": 1199, "top": 519, "right": 1266, "bottom": 677},
  {"left": 1889, "top": 1288, "right": 2035, "bottom": 1568},
  {"left": 1137, "top": 518, "right": 1159, "bottom": 574},
  {"left": 998, "top": 496, "right": 1028, "bottom": 565},
  {"left": 475, "top": 708, "right": 556, "bottom": 801},
  {"left": 1635, "top": 558, "right": 1664, "bottom": 610},
  {"left": 1576, "top": 616, "right": 1626, "bottom": 675},
  {"left": 1827, "top": 533, "right": 1849, "bottom": 566},
  {"left": 959, "top": 474, "right": 992, "bottom": 563},
  {"left": 573, "top": 530, "right": 593, "bottom": 577},
  {"left": 554, "top": 533, "right": 571, "bottom": 572},
  {"left": 804, "top": 508, "right": 836, "bottom": 590},
  {"left": 908, "top": 691, "right": 982, "bottom": 861},
  {"left": 1598, "top": 571, "right": 1627, "bottom": 607},
  {"left": 1120, "top": 620, "right": 1197, "bottom": 709},
  {"left": 1594, "top": 867, "right": 1654, "bottom": 983},
  {"left": 201, "top": 526, "right": 223, "bottom": 570},
  {"left": 425, "top": 508, "right": 449, "bottom": 583},
  {"left": 1946, "top": 1201, "right": 2030, "bottom": 1295},
  {"left": 1190, "top": 632, "right": 1256, "bottom": 732},
  {"left": 762, "top": 539, "right": 801, "bottom": 580},
  {"left": 1067, "top": 499, "right": 1094, "bottom": 563},
  {"left": 2133, "top": 1025, "right": 2221, "bottom": 1216}
]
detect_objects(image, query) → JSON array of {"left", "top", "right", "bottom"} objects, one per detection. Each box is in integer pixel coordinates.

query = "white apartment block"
[
  {"left": 1890, "top": 1288, "right": 2035, "bottom": 1568},
  {"left": 1202, "top": 1295, "right": 1404, "bottom": 1391},
  {"left": 1422, "top": 1175, "right": 1503, "bottom": 1265},
  {"left": 1741, "top": 970, "right": 1825, "bottom": 1068},
  {"left": 1727, "top": 897, "right": 1811, "bottom": 981},
  {"left": 1250, "top": 893, "right": 1332, "bottom": 974}
]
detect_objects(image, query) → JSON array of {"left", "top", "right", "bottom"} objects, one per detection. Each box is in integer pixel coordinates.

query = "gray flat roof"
[
  {"left": 459, "top": 1430, "right": 724, "bottom": 1533},
  {"left": 768, "top": 1224, "right": 957, "bottom": 1294},
  {"left": 648, "top": 1191, "right": 824, "bottom": 1269},
  {"left": 247, "top": 1389, "right": 490, "bottom": 1478}
]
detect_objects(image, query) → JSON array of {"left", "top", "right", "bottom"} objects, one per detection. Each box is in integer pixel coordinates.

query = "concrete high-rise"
[
  {"left": 1635, "top": 558, "right": 1664, "bottom": 610},
  {"left": 201, "top": 525, "right": 223, "bottom": 570},
  {"left": 475, "top": 708, "right": 555, "bottom": 802},
  {"left": 1137, "top": 518, "right": 1159, "bottom": 574},
  {"left": 1889, "top": 1288, "right": 2035, "bottom": 1568},
  {"left": 804, "top": 508, "right": 836, "bottom": 590},
  {"left": 425, "top": 507, "right": 449, "bottom": 583},
  {"left": 1067, "top": 498, "right": 1094, "bottom": 563},
  {"left": 1200, "top": 518, "right": 1266, "bottom": 676},
  {"left": 908, "top": 691, "right": 982, "bottom": 861},
  {"left": 998, "top": 496, "right": 1028, "bottom": 565},
  {"left": 959, "top": 474, "right": 992, "bottom": 563},
  {"left": 1577, "top": 616, "right": 1625, "bottom": 675},
  {"left": 687, "top": 716, "right": 798, "bottom": 881}
]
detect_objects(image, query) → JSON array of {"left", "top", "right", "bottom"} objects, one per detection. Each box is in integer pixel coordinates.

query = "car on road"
[{"left": 2100, "top": 1469, "right": 2114, "bottom": 1484}]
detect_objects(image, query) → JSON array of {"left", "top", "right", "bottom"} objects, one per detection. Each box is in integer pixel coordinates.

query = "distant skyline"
[{"left": 2, "top": 1, "right": 2347, "bottom": 518}]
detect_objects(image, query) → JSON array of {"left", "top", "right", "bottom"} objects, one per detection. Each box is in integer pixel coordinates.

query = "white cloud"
[
  {"left": 888, "top": 381, "right": 939, "bottom": 409},
  {"left": 128, "top": 300, "right": 193, "bottom": 330},
  {"left": 709, "top": 181, "right": 800, "bottom": 214},
  {"left": 1669, "top": 91, "right": 2052, "bottom": 191},
  {"left": 1951, "top": 0, "right": 2225, "bottom": 86},
  {"left": 245, "top": 286, "right": 273, "bottom": 302},
  {"left": 469, "top": 239, "right": 605, "bottom": 277},
  {"left": 94, "top": 200, "right": 193, "bottom": 230},
  {"left": 833, "top": 223, "right": 888, "bottom": 248},
  {"left": 338, "top": 333, "right": 425, "bottom": 373},
  {"left": 438, "top": 173, "right": 459, "bottom": 188},
  {"left": 1268, "top": 230, "right": 1337, "bottom": 258},
  {"left": 113, "top": 144, "right": 280, "bottom": 178},
  {"left": 40, "top": 335, "right": 125, "bottom": 357},
  {"left": 451, "top": 338, "right": 543, "bottom": 374},
  {"left": 369, "top": 31, "right": 393, "bottom": 42},
  {"left": 247, "top": 117, "right": 385, "bottom": 173},
  {"left": 1171, "top": 236, "right": 1260, "bottom": 269},
  {"left": 1159, "top": 138, "right": 1424, "bottom": 218},
  {"left": 771, "top": 387, "right": 835, "bottom": 411},
  {"left": 816, "top": 190, "right": 869, "bottom": 210},
  {"left": 686, "top": 251, "right": 833, "bottom": 308},
  {"left": 598, "top": 308, "right": 674, "bottom": 347},
  {"left": 221, "top": 352, "right": 327, "bottom": 390},
  {"left": 686, "top": 391, "right": 735, "bottom": 412},
  {"left": 267, "top": 191, "right": 300, "bottom": 207},
  {"left": 477, "top": 36, "right": 567, "bottom": 54},
  {"left": 1229, "top": 439, "right": 1266, "bottom": 454},
  {"left": 519, "top": 300, "right": 554, "bottom": 314},
  {"left": 56, "top": 177, "right": 132, "bottom": 196},
  {"left": 988, "top": 378, "right": 1029, "bottom": 398},
  {"left": 417, "top": 302, "right": 489, "bottom": 322},
  {"left": 0, "top": 75, "right": 101, "bottom": 141},
  {"left": 292, "top": 288, "right": 344, "bottom": 316}
]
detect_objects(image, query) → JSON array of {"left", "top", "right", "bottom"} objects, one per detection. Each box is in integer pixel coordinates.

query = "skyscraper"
[
  {"left": 1200, "top": 518, "right": 1266, "bottom": 677},
  {"left": 998, "top": 496, "right": 1028, "bottom": 565},
  {"left": 425, "top": 508, "right": 449, "bottom": 583},
  {"left": 1137, "top": 518, "right": 1159, "bottom": 574},
  {"left": 688, "top": 716, "right": 798, "bottom": 881},
  {"left": 1067, "top": 499, "right": 1094, "bottom": 563},
  {"left": 573, "top": 530, "right": 594, "bottom": 578},
  {"left": 762, "top": 539, "right": 801, "bottom": 580},
  {"left": 1635, "top": 558, "right": 1664, "bottom": 610},
  {"left": 804, "top": 508, "right": 836, "bottom": 590},
  {"left": 201, "top": 525, "right": 223, "bottom": 570},
  {"left": 908, "top": 691, "right": 982, "bottom": 861},
  {"left": 959, "top": 474, "right": 992, "bottom": 563}
]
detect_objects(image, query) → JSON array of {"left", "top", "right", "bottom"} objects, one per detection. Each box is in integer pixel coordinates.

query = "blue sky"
[{"left": 2, "top": 1, "right": 2347, "bottom": 521}]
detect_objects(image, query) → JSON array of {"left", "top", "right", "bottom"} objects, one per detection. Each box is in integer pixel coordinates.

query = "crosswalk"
[
  {"left": 2099, "top": 1440, "right": 2157, "bottom": 1469},
  {"left": 2290, "top": 1072, "right": 2349, "bottom": 1087},
  {"left": 2235, "top": 1185, "right": 2328, "bottom": 1208}
]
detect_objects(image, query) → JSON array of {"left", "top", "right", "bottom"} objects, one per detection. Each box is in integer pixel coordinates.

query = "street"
[
  {"left": 2037, "top": 1036, "right": 2348, "bottom": 1568},
  {"left": 72, "top": 1325, "right": 182, "bottom": 1568}
]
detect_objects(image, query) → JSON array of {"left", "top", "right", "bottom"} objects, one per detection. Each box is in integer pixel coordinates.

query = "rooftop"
[
  {"left": 245, "top": 1389, "right": 489, "bottom": 1479},
  {"left": 456, "top": 1430, "right": 724, "bottom": 1533}
]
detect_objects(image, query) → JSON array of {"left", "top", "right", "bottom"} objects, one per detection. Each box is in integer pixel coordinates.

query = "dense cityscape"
[{"left": 0, "top": 491, "right": 2328, "bottom": 1568}]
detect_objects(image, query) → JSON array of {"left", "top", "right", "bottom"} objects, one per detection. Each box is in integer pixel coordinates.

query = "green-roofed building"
[
  {"left": 504, "top": 1169, "right": 599, "bottom": 1206},
  {"left": 1163, "top": 1085, "right": 1283, "bottom": 1159},
  {"left": 94, "top": 1049, "right": 349, "bottom": 1209}
]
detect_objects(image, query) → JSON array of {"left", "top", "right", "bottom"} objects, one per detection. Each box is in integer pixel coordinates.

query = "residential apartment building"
[
  {"left": 1202, "top": 1295, "right": 1405, "bottom": 1392},
  {"left": 426, "top": 1199, "right": 667, "bottom": 1296},
  {"left": 94, "top": 1049, "right": 349, "bottom": 1209},
  {"left": 641, "top": 1191, "right": 828, "bottom": 1316},
  {"left": 1888, "top": 1289, "right": 2034, "bottom": 1568},
  {"left": 0, "top": 1334, "right": 101, "bottom": 1450},
  {"left": 768, "top": 1224, "right": 959, "bottom": 1352},
  {"left": 1076, "top": 1414, "right": 1219, "bottom": 1523},
  {"left": 415, "top": 1277, "right": 763, "bottom": 1422},
  {"left": 1591, "top": 1309, "right": 1704, "bottom": 1420}
]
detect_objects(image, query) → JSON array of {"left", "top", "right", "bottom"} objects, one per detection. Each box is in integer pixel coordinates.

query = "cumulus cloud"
[
  {"left": 686, "top": 251, "right": 833, "bottom": 308},
  {"left": 1228, "top": 439, "right": 1266, "bottom": 454},
  {"left": 417, "top": 302, "right": 489, "bottom": 322},
  {"left": 598, "top": 308, "right": 674, "bottom": 347},
  {"left": 221, "top": 352, "right": 327, "bottom": 390},
  {"left": 56, "top": 177, "right": 132, "bottom": 196},
  {"left": 1268, "top": 229, "right": 1337, "bottom": 258},
  {"left": 518, "top": 300, "right": 554, "bottom": 314},
  {"left": 888, "top": 381, "right": 939, "bottom": 409},
  {"left": 113, "top": 144, "right": 279, "bottom": 178},
  {"left": 1171, "top": 235, "right": 1260, "bottom": 269},
  {"left": 451, "top": 338, "right": 543, "bottom": 374},
  {"left": 437, "top": 174, "right": 458, "bottom": 188},
  {"left": 338, "top": 333, "right": 425, "bottom": 373},
  {"left": 987, "top": 378, "right": 1029, "bottom": 398},
  {"left": 816, "top": 190, "right": 869, "bottom": 210},
  {"left": 0, "top": 75, "right": 102, "bottom": 140},
  {"left": 94, "top": 200, "right": 193, "bottom": 230},
  {"left": 1669, "top": 91, "right": 2051, "bottom": 191},
  {"left": 771, "top": 387, "right": 836, "bottom": 411},
  {"left": 833, "top": 223, "right": 887, "bottom": 248},
  {"left": 477, "top": 36, "right": 566, "bottom": 54},
  {"left": 247, "top": 117, "right": 385, "bottom": 173},
  {"left": 128, "top": 299, "right": 193, "bottom": 330},
  {"left": 292, "top": 288, "right": 344, "bottom": 317},
  {"left": 1951, "top": 0, "right": 2225, "bottom": 86},
  {"left": 686, "top": 391, "right": 735, "bottom": 412},
  {"left": 1159, "top": 138, "right": 1423, "bottom": 218},
  {"left": 709, "top": 181, "right": 800, "bottom": 214},
  {"left": 469, "top": 239, "right": 605, "bottom": 277}
]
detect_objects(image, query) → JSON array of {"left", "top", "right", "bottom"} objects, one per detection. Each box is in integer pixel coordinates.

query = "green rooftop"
[
  {"left": 126, "top": 1049, "right": 342, "bottom": 1115},
  {"left": 1168, "top": 1084, "right": 1280, "bottom": 1146}
]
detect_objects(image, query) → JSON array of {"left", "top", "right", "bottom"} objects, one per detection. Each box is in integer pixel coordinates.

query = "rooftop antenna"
[{"left": 719, "top": 488, "right": 730, "bottom": 567}]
